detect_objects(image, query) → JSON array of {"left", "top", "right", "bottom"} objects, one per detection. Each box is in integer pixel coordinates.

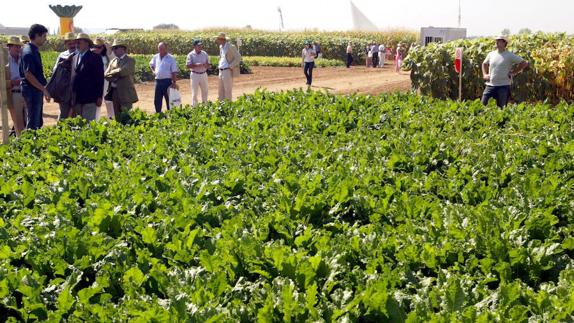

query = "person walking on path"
[
  {"left": 215, "top": 32, "right": 241, "bottom": 102},
  {"left": 71, "top": 33, "right": 104, "bottom": 122},
  {"left": 19, "top": 24, "right": 50, "bottom": 130},
  {"left": 395, "top": 43, "right": 406, "bottom": 74},
  {"left": 92, "top": 37, "right": 115, "bottom": 119},
  {"left": 346, "top": 42, "right": 353, "bottom": 68},
  {"left": 5, "top": 36, "right": 26, "bottom": 136},
  {"left": 150, "top": 42, "right": 178, "bottom": 113},
  {"left": 104, "top": 40, "right": 138, "bottom": 121},
  {"left": 481, "top": 35, "right": 529, "bottom": 107},
  {"left": 186, "top": 39, "right": 210, "bottom": 107},
  {"left": 313, "top": 41, "right": 322, "bottom": 59},
  {"left": 302, "top": 40, "right": 316, "bottom": 87}
]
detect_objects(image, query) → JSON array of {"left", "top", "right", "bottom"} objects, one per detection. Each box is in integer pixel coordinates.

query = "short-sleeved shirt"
[
  {"left": 346, "top": 45, "right": 353, "bottom": 54},
  {"left": 186, "top": 50, "right": 209, "bottom": 73},
  {"left": 20, "top": 43, "right": 47, "bottom": 91},
  {"left": 371, "top": 45, "right": 379, "bottom": 53},
  {"left": 378, "top": 45, "right": 386, "bottom": 53},
  {"left": 8, "top": 55, "right": 21, "bottom": 81},
  {"left": 149, "top": 53, "right": 178, "bottom": 80},
  {"left": 483, "top": 50, "right": 524, "bottom": 86},
  {"left": 218, "top": 42, "right": 230, "bottom": 69},
  {"left": 302, "top": 48, "right": 316, "bottom": 63}
]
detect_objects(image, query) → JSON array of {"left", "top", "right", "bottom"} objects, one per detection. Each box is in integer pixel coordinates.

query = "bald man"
[{"left": 149, "top": 42, "right": 178, "bottom": 113}]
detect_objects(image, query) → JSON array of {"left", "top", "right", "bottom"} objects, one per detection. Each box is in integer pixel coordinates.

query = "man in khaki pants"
[
  {"left": 104, "top": 40, "right": 138, "bottom": 121},
  {"left": 186, "top": 39, "right": 210, "bottom": 107},
  {"left": 6, "top": 36, "right": 26, "bottom": 136},
  {"left": 215, "top": 32, "right": 241, "bottom": 101}
]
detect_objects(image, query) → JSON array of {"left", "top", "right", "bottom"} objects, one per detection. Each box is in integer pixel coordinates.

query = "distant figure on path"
[{"left": 302, "top": 40, "right": 316, "bottom": 87}]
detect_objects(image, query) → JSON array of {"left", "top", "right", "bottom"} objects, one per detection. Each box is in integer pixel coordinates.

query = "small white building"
[
  {"left": 0, "top": 24, "right": 29, "bottom": 36},
  {"left": 420, "top": 27, "right": 467, "bottom": 46}
]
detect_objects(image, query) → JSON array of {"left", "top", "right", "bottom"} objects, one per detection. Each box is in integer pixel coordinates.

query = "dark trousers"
[
  {"left": 22, "top": 88, "right": 44, "bottom": 130},
  {"left": 154, "top": 79, "right": 172, "bottom": 113},
  {"left": 346, "top": 53, "right": 353, "bottom": 68},
  {"left": 481, "top": 85, "right": 510, "bottom": 107},
  {"left": 372, "top": 52, "right": 379, "bottom": 68},
  {"left": 304, "top": 62, "right": 314, "bottom": 85}
]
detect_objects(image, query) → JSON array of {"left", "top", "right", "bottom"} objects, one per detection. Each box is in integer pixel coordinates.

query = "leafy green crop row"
[
  {"left": 17, "top": 28, "right": 417, "bottom": 64},
  {"left": 1, "top": 91, "right": 573, "bottom": 321},
  {"left": 404, "top": 33, "right": 574, "bottom": 103}
]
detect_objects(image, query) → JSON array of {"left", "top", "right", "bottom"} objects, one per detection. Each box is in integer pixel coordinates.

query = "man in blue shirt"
[{"left": 19, "top": 24, "right": 50, "bottom": 130}]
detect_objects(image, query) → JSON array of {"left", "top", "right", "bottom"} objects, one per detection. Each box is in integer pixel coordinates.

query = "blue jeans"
[
  {"left": 304, "top": 62, "right": 314, "bottom": 85},
  {"left": 481, "top": 85, "right": 510, "bottom": 107},
  {"left": 154, "top": 79, "right": 172, "bottom": 113},
  {"left": 23, "top": 88, "right": 44, "bottom": 130}
]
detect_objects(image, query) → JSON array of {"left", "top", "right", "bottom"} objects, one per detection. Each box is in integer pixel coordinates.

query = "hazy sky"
[{"left": 1, "top": 0, "right": 573, "bottom": 36}]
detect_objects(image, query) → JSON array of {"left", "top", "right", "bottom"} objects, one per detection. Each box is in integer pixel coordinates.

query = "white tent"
[{"left": 350, "top": 1, "right": 378, "bottom": 31}]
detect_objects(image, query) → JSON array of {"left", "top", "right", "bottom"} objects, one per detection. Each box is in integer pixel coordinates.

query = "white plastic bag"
[{"left": 169, "top": 87, "right": 182, "bottom": 108}]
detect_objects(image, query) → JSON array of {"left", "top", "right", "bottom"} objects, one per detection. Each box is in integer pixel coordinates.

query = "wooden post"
[
  {"left": 459, "top": 64, "right": 463, "bottom": 102},
  {"left": 0, "top": 43, "right": 10, "bottom": 144}
]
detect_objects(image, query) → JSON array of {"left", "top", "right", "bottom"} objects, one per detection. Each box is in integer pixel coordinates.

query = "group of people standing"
[{"left": 3, "top": 26, "right": 242, "bottom": 136}]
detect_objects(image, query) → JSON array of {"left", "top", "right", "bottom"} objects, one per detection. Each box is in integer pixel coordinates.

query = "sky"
[{"left": 1, "top": 0, "right": 573, "bottom": 36}]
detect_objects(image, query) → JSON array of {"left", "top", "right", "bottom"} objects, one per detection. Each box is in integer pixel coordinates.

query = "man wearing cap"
[
  {"left": 5, "top": 36, "right": 26, "bottom": 136},
  {"left": 20, "top": 24, "right": 50, "bottom": 130},
  {"left": 53, "top": 32, "right": 77, "bottom": 120},
  {"left": 215, "top": 32, "right": 241, "bottom": 101},
  {"left": 149, "top": 42, "right": 178, "bottom": 113},
  {"left": 71, "top": 33, "right": 104, "bottom": 122},
  {"left": 481, "top": 36, "right": 529, "bottom": 107},
  {"left": 186, "top": 39, "right": 210, "bottom": 107},
  {"left": 104, "top": 40, "right": 138, "bottom": 121}
]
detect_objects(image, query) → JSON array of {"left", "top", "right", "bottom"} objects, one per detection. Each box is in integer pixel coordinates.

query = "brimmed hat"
[
  {"left": 20, "top": 35, "right": 30, "bottom": 43},
  {"left": 63, "top": 32, "right": 76, "bottom": 42},
  {"left": 495, "top": 35, "right": 509, "bottom": 44},
  {"left": 111, "top": 39, "right": 127, "bottom": 49},
  {"left": 7, "top": 35, "right": 23, "bottom": 46},
  {"left": 193, "top": 39, "right": 203, "bottom": 46},
  {"left": 94, "top": 37, "right": 106, "bottom": 47},
  {"left": 76, "top": 33, "right": 94, "bottom": 45},
  {"left": 215, "top": 32, "right": 229, "bottom": 40}
]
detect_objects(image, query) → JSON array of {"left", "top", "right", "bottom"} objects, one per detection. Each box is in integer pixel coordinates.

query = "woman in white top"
[
  {"left": 302, "top": 40, "right": 316, "bottom": 86},
  {"left": 92, "top": 38, "right": 115, "bottom": 119}
]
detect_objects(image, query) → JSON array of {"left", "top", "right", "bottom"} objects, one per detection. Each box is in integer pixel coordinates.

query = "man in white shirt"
[
  {"left": 6, "top": 36, "right": 26, "bottom": 136},
  {"left": 481, "top": 35, "right": 529, "bottom": 107},
  {"left": 186, "top": 39, "right": 210, "bottom": 107},
  {"left": 215, "top": 32, "right": 241, "bottom": 102},
  {"left": 150, "top": 42, "right": 178, "bottom": 113},
  {"left": 53, "top": 32, "right": 77, "bottom": 120}
]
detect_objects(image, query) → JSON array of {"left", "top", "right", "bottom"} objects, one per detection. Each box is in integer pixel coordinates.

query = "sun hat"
[
  {"left": 111, "top": 39, "right": 127, "bottom": 49},
  {"left": 6, "top": 35, "right": 23, "bottom": 46}
]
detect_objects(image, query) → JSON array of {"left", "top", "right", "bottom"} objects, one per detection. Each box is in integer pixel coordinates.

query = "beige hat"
[
  {"left": 495, "top": 35, "right": 509, "bottom": 44},
  {"left": 111, "top": 39, "right": 127, "bottom": 49},
  {"left": 215, "top": 32, "right": 229, "bottom": 40},
  {"left": 7, "top": 35, "right": 23, "bottom": 46},
  {"left": 76, "top": 33, "right": 94, "bottom": 45},
  {"left": 63, "top": 32, "right": 76, "bottom": 41},
  {"left": 20, "top": 35, "right": 30, "bottom": 43},
  {"left": 94, "top": 37, "right": 106, "bottom": 47}
]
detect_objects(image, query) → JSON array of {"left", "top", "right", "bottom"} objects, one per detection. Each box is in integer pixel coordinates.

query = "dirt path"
[{"left": 3, "top": 65, "right": 410, "bottom": 129}]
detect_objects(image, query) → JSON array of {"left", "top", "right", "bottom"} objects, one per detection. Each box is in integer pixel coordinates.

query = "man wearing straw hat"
[
  {"left": 186, "top": 39, "right": 210, "bottom": 107},
  {"left": 104, "top": 39, "right": 138, "bottom": 121},
  {"left": 71, "top": 33, "right": 104, "bottom": 122},
  {"left": 481, "top": 35, "right": 529, "bottom": 107},
  {"left": 215, "top": 32, "right": 241, "bottom": 101},
  {"left": 53, "top": 32, "right": 77, "bottom": 120},
  {"left": 5, "top": 36, "right": 27, "bottom": 136}
]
